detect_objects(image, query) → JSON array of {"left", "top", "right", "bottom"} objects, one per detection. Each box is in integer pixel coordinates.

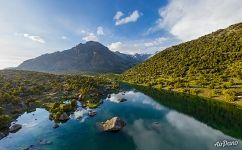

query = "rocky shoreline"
[{"left": 0, "top": 70, "right": 121, "bottom": 140}]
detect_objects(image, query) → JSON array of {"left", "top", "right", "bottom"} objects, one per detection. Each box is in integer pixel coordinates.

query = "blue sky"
[{"left": 0, "top": 0, "right": 242, "bottom": 69}]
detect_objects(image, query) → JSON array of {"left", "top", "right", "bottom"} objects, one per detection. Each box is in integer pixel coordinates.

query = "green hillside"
[{"left": 123, "top": 23, "right": 242, "bottom": 105}]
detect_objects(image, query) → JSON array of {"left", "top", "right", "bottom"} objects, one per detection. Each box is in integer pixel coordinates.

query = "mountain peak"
[
  {"left": 17, "top": 41, "right": 150, "bottom": 73},
  {"left": 85, "top": 41, "right": 101, "bottom": 45},
  {"left": 75, "top": 41, "right": 103, "bottom": 48}
]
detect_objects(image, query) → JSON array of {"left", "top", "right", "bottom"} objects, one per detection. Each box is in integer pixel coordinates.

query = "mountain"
[
  {"left": 17, "top": 41, "right": 150, "bottom": 73},
  {"left": 114, "top": 51, "right": 151, "bottom": 62},
  {"left": 123, "top": 23, "right": 242, "bottom": 101}
]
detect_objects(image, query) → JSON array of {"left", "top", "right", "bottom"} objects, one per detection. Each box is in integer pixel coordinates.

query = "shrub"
[
  {"left": 223, "top": 89, "right": 236, "bottom": 102},
  {"left": 71, "top": 100, "right": 77, "bottom": 108},
  {"left": 207, "top": 90, "right": 213, "bottom": 98},
  {"left": 0, "top": 115, "right": 11, "bottom": 129},
  {"left": 61, "top": 103, "right": 72, "bottom": 112},
  {"left": 54, "top": 111, "right": 62, "bottom": 120},
  {"left": 53, "top": 102, "right": 60, "bottom": 109},
  {"left": 190, "top": 89, "right": 200, "bottom": 95},
  {"left": 0, "top": 107, "right": 3, "bottom": 115},
  {"left": 208, "top": 83, "right": 215, "bottom": 89}
]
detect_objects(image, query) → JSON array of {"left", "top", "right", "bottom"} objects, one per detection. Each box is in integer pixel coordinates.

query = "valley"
[{"left": 0, "top": 22, "right": 242, "bottom": 150}]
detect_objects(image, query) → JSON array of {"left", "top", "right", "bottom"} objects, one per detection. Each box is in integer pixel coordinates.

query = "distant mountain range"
[{"left": 17, "top": 41, "right": 151, "bottom": 73}]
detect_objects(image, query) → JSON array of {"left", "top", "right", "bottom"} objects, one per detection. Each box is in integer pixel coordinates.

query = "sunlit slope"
[{"left": 123, "top": 23, "right": 242, "bottom": 103}]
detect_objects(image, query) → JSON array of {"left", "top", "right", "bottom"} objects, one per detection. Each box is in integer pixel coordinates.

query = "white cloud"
[
  {"left": 80, "top": 30, "right": 86, "bottom": 34},
  {"left": 82, "top": 26, "right": 104, "bottom": 42},
  {"left": 107, "top": 36, "right": 173, "bottom": 54},
  {"left": 107, "top": 42, "right": 123, "bottom": 51},
  {"left": 82, "top": 33, "right": 98, "bottom": 41},
  {"left": 114, "top": 11, "right": 124, "bottom": 20},
  {"left": 61, "top": 36, "right": 67, "bottom": 40},
  {"left": 154, "top": 0, "right": 242, "bottom": 41},
  {"left": 96, "top": 26, "right": 104, "bottom": 35},
  {"left": 108, "top": 41, "right": 141, "bottom": 54},
  {"left": 144, "top": 37, "right": 168, "bottom": 47},
  {"left": 16, "top": 33, "right": 46, "bottom": 44},
  {"left": 114, "top": 10, "right": 141, "bottom": 26}
]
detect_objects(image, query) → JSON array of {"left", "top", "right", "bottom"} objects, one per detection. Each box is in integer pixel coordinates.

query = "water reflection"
[
  {"left": 125, "top": 119, "right": 164, "bottom": 150},
  {"left": 0, "top": 90, "right": 241, "bottom": 150},
  {"left": 108, "top": 91, "right": 242, "bottom": 150},
  {"left": 107, "top": 90, "right": 165, "bottom": 111}
]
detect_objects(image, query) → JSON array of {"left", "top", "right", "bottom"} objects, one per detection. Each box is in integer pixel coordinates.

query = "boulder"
[
  {"left": 76, "top": 116, "right": 82, "bottom": 120},
  {"left": 49, "top": 113, "right": 53, "bottom": 120},
  {"left": 98, "top": 117, "right": 126, "bottom": 132},
  {"left": 9, "top": 124, "right": 22, "bottom": 133},
  {"left": 39, "top": 139, "right": 53, "bottom": 145},
  {"left": 118, "top": 98, "right": 127, "bottom": 102},
  {"left": 0, "top": 132, "right": 5, "bottom": 140},
  {"left": 88, "top": 110, "right": 96, "bottom": 117},
  {"left": 90, "top": 93, "right": 96, "bottom": 97},
  {"left": 52, "top": 123, "right": 59, "bottom": 129},
  {"left": 59, "top": 112, "right": 69, "bottom": 121},
  {"left": 20, "top": 145, "right": 34, "bottom": 150},
  {"left": 78, "top": 94, "right": 83, "bottom": 101}
]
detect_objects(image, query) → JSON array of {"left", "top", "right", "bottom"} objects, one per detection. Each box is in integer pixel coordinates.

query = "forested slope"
[{"left": 123, "top": 23, "right": 242, "bottom": 104}]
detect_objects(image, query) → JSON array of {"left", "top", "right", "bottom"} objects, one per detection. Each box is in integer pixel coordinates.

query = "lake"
[{"left": 0, "top": 87, "right": 241, "bottom": 150}]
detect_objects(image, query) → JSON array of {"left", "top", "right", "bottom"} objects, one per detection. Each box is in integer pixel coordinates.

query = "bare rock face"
[
  {"left": 59, "top": 112, "right": 69, "bottom": 121},
  {"left": 98, "top": 117, "right": 126, "bottom": 132},
  {"left": 9, "top": 124, "right": 22, "bottom": 133}
]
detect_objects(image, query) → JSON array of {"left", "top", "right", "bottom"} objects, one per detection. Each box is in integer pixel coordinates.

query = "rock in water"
[
  {"left": 118, "top": 98, "right": 127, "bottom": 102},
  {"left": 0, "top": 132, "right": 5, "bottom": 140},
  {"left": 98, "top": 117, "right": 126, "bottom": 132},
  {"left": 39, "top": 139, "right": 53, "bottom": 145},
  {"left": 88, "top": 110, "right": 96, "bottom": 117},
  {"left": 49, "top": 113, "right": 53, "bottom": 120},
  {"left": 9, "top": 124, "right": 22, "bottom": 133},
  {"left": 59, "top": 112, "right": 69, "bottom": 121},
  {"left": 52, "top": 123, "right": 59, "bottom": 129}
]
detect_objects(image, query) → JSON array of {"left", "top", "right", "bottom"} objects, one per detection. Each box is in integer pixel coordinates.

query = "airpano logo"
[{"left": 214, "top": 140, "right": 239, "bottom": 148}]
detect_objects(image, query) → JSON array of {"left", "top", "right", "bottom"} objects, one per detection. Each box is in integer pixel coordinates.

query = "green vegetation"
[
  {"left": 0, "top": 70, "right": 119, "bottom": 130},
  {"left": 0, "top": 115, "right": 10, "bottom": 130},
  {"left": 123, "top": 23, "right": 242, "bottom": 106}
]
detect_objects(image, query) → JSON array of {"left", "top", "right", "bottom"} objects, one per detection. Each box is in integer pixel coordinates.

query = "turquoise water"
[{"left": 0, "top": 89, "right": 241, "bottom": 150}]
